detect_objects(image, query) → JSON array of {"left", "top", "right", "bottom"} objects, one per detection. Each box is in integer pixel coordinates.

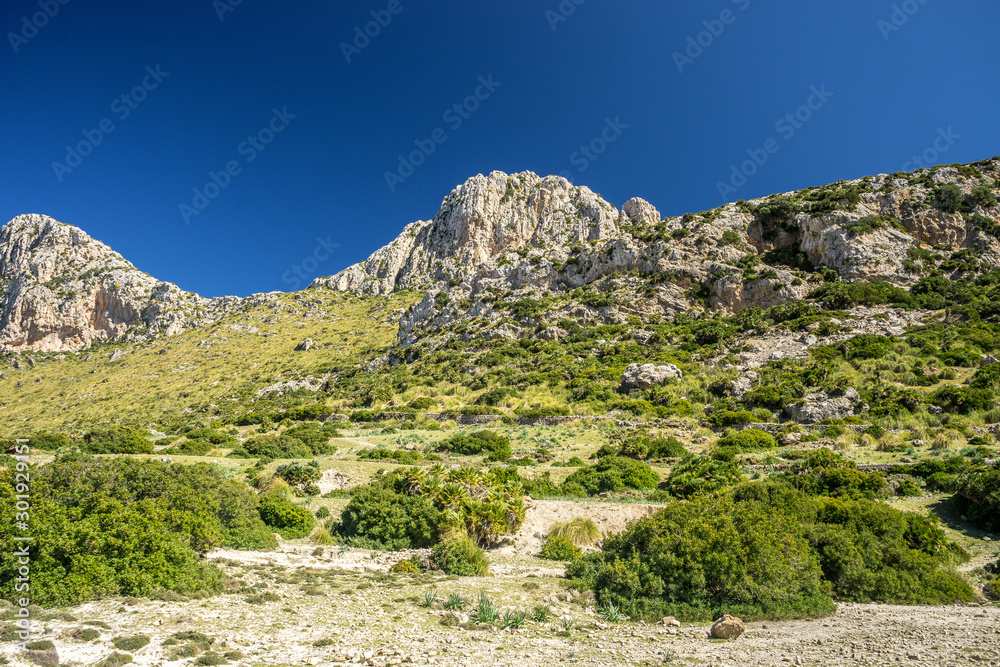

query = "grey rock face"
[
  {"left": 620, "top": 363, "right": 682, "bottom": 392},
  {"left": 0, "top": 214, "right": 258, "bottom": 352},
  {"left": 785, "top": 387, "right": 862, "bottom": 423}
]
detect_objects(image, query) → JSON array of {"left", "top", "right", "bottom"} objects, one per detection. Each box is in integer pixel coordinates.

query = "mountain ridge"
[{"left": 3, "top": 157, "right": 999, "bottom": 353}]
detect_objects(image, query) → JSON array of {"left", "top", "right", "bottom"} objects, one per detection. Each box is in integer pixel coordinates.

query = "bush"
[
  {"left": 573, "top": 495, "right": 833, "bottom": 622},
  {"left": 257, "top": 492, "right": 316, "bottom": 539},
  {"left": 934, "top": 183, "right": 966, "bottom": 213},
  {"left": 274, "top": 461, "right": 322, "bottom": 493},
  {"left": 539, "top": 535, "right": 582, "bottom": 561},
  {"left": 716, "top": 429, "right": 777, "bottom": 452},
  {"left": 112, "top": 635, "right": 150, "bottom": 651},
  {"left": 970, "top": 185, "right": 997, "bottom": 208},
  {"left": 436, "top": 430, "right": 512, "bottom": 461},
  {"left": 407, "top": 397, "right": 437, "bottom": 411},
  {"left": 561, "top": 456, "right": 659, "bottom": 496},
  {"left": 783, "top": 449, "right": 887, "bottom": 500},
  {"left": 660, "top": 455, "right": 745, "bottom": 499},
  {"left": 475, "top": 388, "right": 518, "bottom": 406},
  {"left": 390, "top": 558, "right": 421, "bottom": 574},
  {"left": 81, "top": 428, "right": 153, "bottom": 454},
  {"left": 706, "top": 409, "right": 756, "bottom": 428},
  {"left": 431, "top": 532, "right": 489, "bottom": 576},
  {"left": 229, "top": 435, "right": 312, "bottom": 459},
  {"left": 953, "top": 463, "right": 1000, "bottom": 531},
  {"left": 0, "top": 458, "right": 274, "bottom": 606},
  {"left": 932, "top": 386, "right": 995, "bottom": 414},
  {"left": 335, "top": 484, "right": 442, "bottom": 550},
  {"left": 283, "top": 423, "right": 339, "bottom": 455}
]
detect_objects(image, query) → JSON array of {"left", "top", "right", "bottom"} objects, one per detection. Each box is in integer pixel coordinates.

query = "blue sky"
[{"left": 2, "top": 0, "right": 998, "bottom": 297}]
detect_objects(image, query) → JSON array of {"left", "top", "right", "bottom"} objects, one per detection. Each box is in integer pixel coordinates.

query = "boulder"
[
  {"left": 536, "top": 326, "right": 568, "bottom": 341},
  {"left": 25, "top": 641, "right": 59, "bottom": 666},
  {"left": 620, "top": 363, "right": 682, "bottom": 392},
  {"left": 295, "top": 338, "right": 314, "bottom": 351},
  {"left": 710, "top": 615, "right": 745, "bottom": 641},
  {"left": 784, "top": 387, "right": 862, "bottom": 423}
]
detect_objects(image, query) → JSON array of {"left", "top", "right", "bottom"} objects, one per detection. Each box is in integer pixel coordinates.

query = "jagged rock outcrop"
[
  {"left": 620, "top": 363, "right": 683, "bottom": 393},
  {"left": 311, "top": 161, "right": 1000, "bottom": 347},
  {"left": 0, "top": 214, "right": 252, "bottom": 353},
  {"left": 785, "top": 387, "right": 864, "bottom": 424}
]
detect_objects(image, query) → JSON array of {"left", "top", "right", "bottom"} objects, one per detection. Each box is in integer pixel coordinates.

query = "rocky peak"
[
  {"left": 310, "top": 160, "right": 1000, "bottom": 347},
  {"left": 0, "top": 214, "right": 248, "bottom": 353}
]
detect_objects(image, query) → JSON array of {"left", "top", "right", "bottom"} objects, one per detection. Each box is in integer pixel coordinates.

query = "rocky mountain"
[
  {"left": 4, "top": 158, "right": 998, "bottom": 354},
  {"left": 0, "top": 214, "right": 252, "bottom": 353},
  {"left": 313, "top": 161, "right": 1000, "bottom": 345}
]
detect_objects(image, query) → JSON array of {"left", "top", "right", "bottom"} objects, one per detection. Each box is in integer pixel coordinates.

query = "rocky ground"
[{"left": 4, "top": 499, "right": 999, "bottom": 667}]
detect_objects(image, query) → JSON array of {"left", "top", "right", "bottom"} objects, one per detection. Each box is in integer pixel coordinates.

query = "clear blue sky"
[{"left": 2, "top": 0, "right": 998, "bottom": 297}]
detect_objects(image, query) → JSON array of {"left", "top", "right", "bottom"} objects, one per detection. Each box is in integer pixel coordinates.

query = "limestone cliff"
[{"left": 0, "top": 214, "right": 249, "bottom": 352}]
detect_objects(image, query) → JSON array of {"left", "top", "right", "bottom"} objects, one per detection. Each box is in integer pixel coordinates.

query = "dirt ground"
[{"left": 4, "top": 501, "right": 999, "bottom": 667}]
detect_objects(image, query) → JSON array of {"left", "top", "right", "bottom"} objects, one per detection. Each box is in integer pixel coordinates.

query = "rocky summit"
[{"left": 0, "top": 214, "right": 255, "bottom": 353}]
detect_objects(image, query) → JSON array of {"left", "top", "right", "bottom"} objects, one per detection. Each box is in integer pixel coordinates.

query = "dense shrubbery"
[
  {"left": 274, "top": 460, "right": 322, "bottom": 493},
  {"left": 431, "top": 532, "right": 489, "bottom": 576},
  {"left": 571, "top": 480, "right": 973, "bottom": 622},
  {"left": 953, "top": 462, "right": 1000, "bottom": 532},
  {"left": 333, "top": 466, "right": 525, "bottom": 549},
  {"left": 81, "top": 428, "right": 154, "bottom": 454},
  {"left": 658, "top": 455, "right": 745, "bottom": 499},
  {"left": 782, "top": 449, "right": 887, "bottom": 500},
  {"left": 569, "top": 495, "right": 833, "bottom": 622},
  {"left": 436, "top": 430, "right": 512, "bottom": 461},
  {"left": 0, "top": 458, "right": 276, "bottom": 606},
  {"left": 257, "top": 491, "right": 316, "bottom": 539},
  {"left": 283, "top": 422, "right": 339, "bottom": 455},
  {"left": 229, "top": 435, "right": 312, "bottom": 460},
  {"left": 539, "top": 535, "right": 582, "bottom": 561},
  {"left": 715, "top": 428, "right": 777, "bottom": 453},
  {"left": 561, "top": 456, "right": 659, "bottom": 496}
]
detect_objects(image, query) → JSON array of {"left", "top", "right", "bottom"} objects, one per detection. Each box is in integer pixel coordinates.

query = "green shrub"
[
  {"left": 389, "top": 558, "right": 421, "bottom": 574},
  {"left": 436, "top": 430, "right": 512, "bottom": 461},
  {"left": 573, "top": 495, "right": 833, "bottom": 622},
  {"left": 81, "top": 428, "right": 153, "bottom": 454},
  {"left": 257, "top": 492, "right": 316, "bottom": 539},
  {"left": 228, "top": 435, "right": 312, "bottom": 459},
  {"left": 28, "top": 431, "right": 72, "bottom": 451},
  {"left": 274, "top": 461, "right": 322, "bottom": 492},
  {"left": 934, "top": 183, "right": 966, "bottom": 213},
  {"left": 716, "top": 429, "right": 777, "bottom": 452},
  {"left": 431, "top": 532, "right": 490, "bottom": 576},
  {"left": 783, "top": 449, "right": 887, "bottom": 500},
  {"left": 932, "top": 386, "right": 995, "bottom": 414},
  {"left": 706, "top": 409, "right": 756, "bottom": 428},
  {"left": 335, "top": 484, "right": 442, "bottom": 550},
  {"left": 407, "top": 397, "right": 437, "bottom": 411},
  {"left": 475, "top": 388, "right": 518, "bottom": 406},
  {"left": 96, "top": 653, "right": 133, "bottom": 667},
  {"left": 561, "top": 456, "right": 659, "bottom": 496},
  {"left": 539, "top": 535, "right": 583, "bottom": 561},
  {"left": 953, "top": 463, "right": 1000, "bottom": 531},
  {"left": 314, "top": 506, "right": 331, "bottom": 519},
  {"left": 618, "top": 432, "right": 686, "bottom": 460},
  {"left": 112, "top": 635, "right": 150, "bottom": 651},
  {"left": 970, "top": 185, "right": 997, "bottom": 208},
  {"left": 660, "top": 455, "right": 745, "bottom": 499},
  {"left": 283, "top": 423, "right": 339, "bottom": 455},
  {"left": 0, "top": 458, "right": 274, "bottom": 606}
]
